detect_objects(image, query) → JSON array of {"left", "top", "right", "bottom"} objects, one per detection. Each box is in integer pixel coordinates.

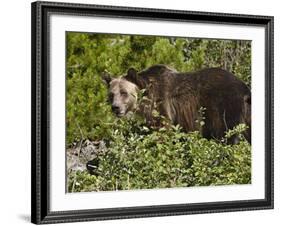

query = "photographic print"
[
  {"left": 66, "top": 33, "right": 252, "bottom": 193},
  {"left": 31, "top": 1, "right": 273, "bottom": 224}
]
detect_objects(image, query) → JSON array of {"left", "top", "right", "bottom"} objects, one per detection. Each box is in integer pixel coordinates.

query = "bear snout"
[{"left": 112, "top": 105, "right": 120, "bottom": 114}]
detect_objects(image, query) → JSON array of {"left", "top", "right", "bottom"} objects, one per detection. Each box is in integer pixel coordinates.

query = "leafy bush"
[{"left": 68, "top": 114, "right": 251, "bottom": 192}]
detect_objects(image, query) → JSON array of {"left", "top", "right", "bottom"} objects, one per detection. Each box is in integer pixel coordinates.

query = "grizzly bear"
[{"left": 103, "top": 64, "right": 251, "bottom": 144}]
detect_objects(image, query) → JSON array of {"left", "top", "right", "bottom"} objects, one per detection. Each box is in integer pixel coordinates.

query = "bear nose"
[{"left": 112, "top": 105, "right": 120, "bottom": 113}]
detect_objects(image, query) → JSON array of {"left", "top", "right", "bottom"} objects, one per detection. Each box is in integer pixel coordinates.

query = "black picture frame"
[{"left": 31, "top": 1, "right": 274, "bottom": 224}]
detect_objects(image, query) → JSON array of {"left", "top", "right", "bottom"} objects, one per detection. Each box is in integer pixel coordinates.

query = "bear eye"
[
  {"left": 108, "top": 93, "right": 114, "bottom": 101},
  {"left": 120, "top": 91, "right": 128, "bottom": 97}
]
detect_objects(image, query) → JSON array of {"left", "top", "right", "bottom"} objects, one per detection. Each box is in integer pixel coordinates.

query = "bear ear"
[
  {"left": 244, "top": 95, "right": 251, "bottom": 105},
  {"left": 101, "top": 72, "right": 112, "bottom": 87},
  {"left": 126, "top": 67, "right": 138, "bottom": 82}
]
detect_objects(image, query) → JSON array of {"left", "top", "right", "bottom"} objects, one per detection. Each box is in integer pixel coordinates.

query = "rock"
[{"left": 66, "top": 139, "right": 107, "bottom": 173}]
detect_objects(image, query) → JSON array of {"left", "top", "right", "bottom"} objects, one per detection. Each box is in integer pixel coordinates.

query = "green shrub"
[{"left": 68, "top": 114, "right": 251, "bottom": 192}]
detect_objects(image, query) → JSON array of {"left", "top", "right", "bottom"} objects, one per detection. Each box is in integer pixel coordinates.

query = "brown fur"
[{"left": 104, "top": 64, "right": 251, "bottom": 143}]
